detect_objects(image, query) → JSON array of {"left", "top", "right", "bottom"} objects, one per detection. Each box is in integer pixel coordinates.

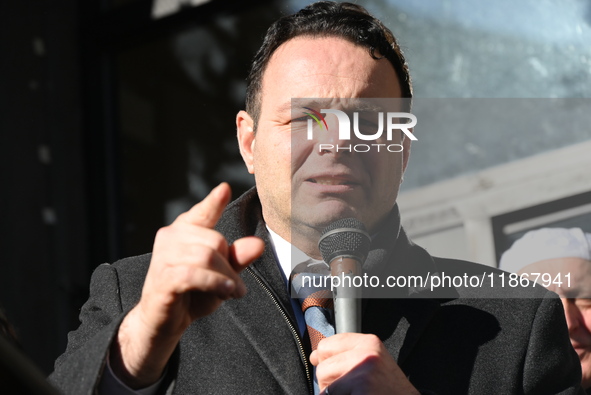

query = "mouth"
[{"left": 307, "top": 176, "right": 357, "bottom": 186}]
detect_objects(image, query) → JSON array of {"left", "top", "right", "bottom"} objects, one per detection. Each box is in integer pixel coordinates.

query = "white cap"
[{"left": 499, "top": 228, "right": 591, "bottom": 273}]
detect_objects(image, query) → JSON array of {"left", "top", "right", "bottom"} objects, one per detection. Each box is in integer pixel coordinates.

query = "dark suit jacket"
[{"left": 50, "top": 188, "right": 584, "bottom": 394}]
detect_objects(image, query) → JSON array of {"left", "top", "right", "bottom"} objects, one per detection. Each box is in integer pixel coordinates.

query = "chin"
[
  {"left": 297, "top": 196, "right": 355, "bottom": 215},
  {"left": 313, "top": 206, "right": 358, "bottom": 226}
]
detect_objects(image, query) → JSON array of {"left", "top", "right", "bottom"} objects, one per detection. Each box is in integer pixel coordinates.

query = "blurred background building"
[{"left": 1, "top": 0, "right": 590, "bottom": 375}]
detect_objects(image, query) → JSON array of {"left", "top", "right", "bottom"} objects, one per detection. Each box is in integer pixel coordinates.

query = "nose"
[
  {"left": 562, "top": 298, "right": 582, "bottom": 333},
  {"left": 315, "top": 114, "right": 350, "bottom": 156}
]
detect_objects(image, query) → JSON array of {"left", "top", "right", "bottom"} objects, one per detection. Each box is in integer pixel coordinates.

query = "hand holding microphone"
[{"left": 311, "top": 218, "right": 420, "bottom": 395}]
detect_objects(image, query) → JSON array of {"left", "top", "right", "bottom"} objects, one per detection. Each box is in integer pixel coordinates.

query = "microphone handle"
[{"left": 330, "top": 256, "right": 363, "bottom": 333}]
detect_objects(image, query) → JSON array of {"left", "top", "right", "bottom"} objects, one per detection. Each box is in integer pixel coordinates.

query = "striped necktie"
[{"left": 290, "top": 259, "right": 335, "bottom": 351}]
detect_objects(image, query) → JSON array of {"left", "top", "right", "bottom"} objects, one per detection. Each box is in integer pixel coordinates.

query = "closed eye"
[{"left": 292, "top": 116, "right": 309, "bottom": 123}]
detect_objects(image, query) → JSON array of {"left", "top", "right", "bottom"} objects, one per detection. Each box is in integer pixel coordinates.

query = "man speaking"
[{"left": 51, "top": 2, "right": 583, "bottom": 394}]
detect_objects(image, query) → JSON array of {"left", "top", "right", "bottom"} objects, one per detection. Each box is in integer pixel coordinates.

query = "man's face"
[
  {"left": 520, "top": 257, "right": 591, "bottom": 389},
  {"left": 237, "top": 36, "right": 409, "bottom": 255}
]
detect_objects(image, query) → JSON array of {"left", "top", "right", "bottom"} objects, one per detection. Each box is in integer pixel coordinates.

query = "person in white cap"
[{"left": 500, "top": 227, "right": 591, "bottom": 391}]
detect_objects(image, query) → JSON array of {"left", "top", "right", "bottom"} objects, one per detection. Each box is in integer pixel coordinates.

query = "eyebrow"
[
  {"left": 286, "top": 99, "right": 388, "bottom": 113},
  {"left": 287, "top": 99, "right": 325, "bottom": 115}
]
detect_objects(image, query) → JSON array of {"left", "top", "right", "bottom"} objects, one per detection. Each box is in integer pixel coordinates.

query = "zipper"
[{"left": 246, "top": 267, "right": 314, "bottom": 395}]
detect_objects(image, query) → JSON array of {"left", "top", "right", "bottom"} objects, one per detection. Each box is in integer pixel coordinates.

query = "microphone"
[{"left": 318, "top": 218, "right": 371, "bottom": 333}]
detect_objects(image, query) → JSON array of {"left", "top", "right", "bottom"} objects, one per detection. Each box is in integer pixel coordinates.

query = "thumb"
[
  {"left": 229, "top": 237, "right": 265, "bottom": 272},
  {"left": 178, "top": 182, "right": 231, "bottom": 228}
]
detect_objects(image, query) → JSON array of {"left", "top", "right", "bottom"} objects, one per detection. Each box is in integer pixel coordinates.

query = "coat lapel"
[
  {"left": 221, "top": 245, "right": 311, "bottom": 395},
  {"left": 363, "top": 296, "right": 441, "bottom": 366},
  {"left": 217, "top": 194, "right": 312, "bottom": 395}
]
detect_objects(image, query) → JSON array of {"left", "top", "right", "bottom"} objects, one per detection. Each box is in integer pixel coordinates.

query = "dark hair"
[{"left": 245, "top": 1, "right": 413, "bottom": 129}]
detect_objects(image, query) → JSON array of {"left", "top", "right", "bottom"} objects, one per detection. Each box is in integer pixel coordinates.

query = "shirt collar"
[
  {"left": 266, "top": 225, "right": 380, "bottom": 279},
  {"left": 266, "top": 226, "right": 318, "bottom": 280}
]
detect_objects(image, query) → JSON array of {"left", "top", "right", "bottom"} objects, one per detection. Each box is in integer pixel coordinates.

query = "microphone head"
[{"left": 318, "top": 218, "right": 371, "bottom": 264}]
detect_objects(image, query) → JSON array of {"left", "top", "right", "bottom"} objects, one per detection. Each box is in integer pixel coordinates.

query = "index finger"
[{"left": 177, "top": 182, "right": 232, "bottom": 228}]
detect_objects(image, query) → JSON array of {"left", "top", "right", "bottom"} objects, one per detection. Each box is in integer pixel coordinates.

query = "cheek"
[
  {"left": 372, "top": 152, "right": 403, "bottom": 185},
  {"left": 290, "top": 138, "right": 309, "bottom": 165},
  {"left": 580, "top": 311, "right": 591, "bottom": 333},
  {"left": 290, "top": 139, "right": 319, "bottom": 178},
  {"left": 254, "top": 135, "right": 289, "bottom": 167}
]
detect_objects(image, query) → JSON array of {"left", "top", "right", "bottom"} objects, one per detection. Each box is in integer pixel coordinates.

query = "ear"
[
  {"left": 236, "top": 110, "right": 256, "bottom": 174},
  {"left": 401, "top": 129, "right": 413, "bottom": 174}
]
